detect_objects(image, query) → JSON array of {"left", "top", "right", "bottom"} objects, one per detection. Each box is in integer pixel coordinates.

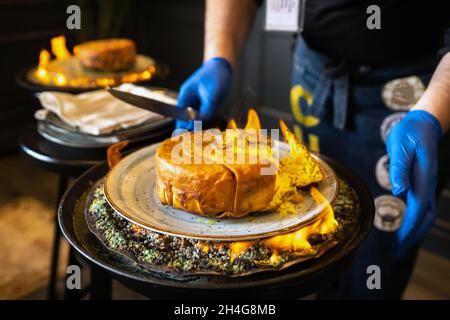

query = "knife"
[{"left": 106, "top": 87, "right": 198, "bottom": 121}]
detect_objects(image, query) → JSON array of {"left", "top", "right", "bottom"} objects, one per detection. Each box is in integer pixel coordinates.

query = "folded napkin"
[{"left": 36, "top": 84, "right": 176, "bottom": 135}]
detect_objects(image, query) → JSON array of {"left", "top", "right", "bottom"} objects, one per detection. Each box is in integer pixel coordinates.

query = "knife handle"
[{"left": 185, "top": 107, "right": 197, "bottom": 121}]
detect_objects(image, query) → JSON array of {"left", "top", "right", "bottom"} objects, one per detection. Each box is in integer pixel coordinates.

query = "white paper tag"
[{"left": 265, "top": 0, "right": 304, "bottom": 32}]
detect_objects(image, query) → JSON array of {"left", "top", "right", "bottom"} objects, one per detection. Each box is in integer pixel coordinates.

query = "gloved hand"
[
  {"left": 176, "top": 57, "right": 232, "bottom": 131},
  {"left": 386, "top": 110, "right": 442, "bottom": 255}
]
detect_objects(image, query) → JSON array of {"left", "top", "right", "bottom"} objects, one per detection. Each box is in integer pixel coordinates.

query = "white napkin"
[{"left": 36, "top": 84, "right": 176, "bottom": 135}]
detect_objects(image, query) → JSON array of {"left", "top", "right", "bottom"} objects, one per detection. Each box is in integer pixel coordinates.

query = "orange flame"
[
  {"left": 196, "top": 243, "right": 210, "bottom": 254},
  {"left": 95, "top": 77, "right": 116, "bottom": 87},
  {"left": 230, "top": 186, "right": 337, "bottom": 260},
  {"left": 51, "top": 35, "right": 71, "bottom": 60},
  {"left": 33, "top": 36, "right": 157, "bottom": 88},
  {"left": 227, "top": 118, "right": 238, "bottom": 129},
  {"left": 310, "top": 186, "right": 338, "bottom": 234},
  {"left": 38, "top": 49, "right": 50, "bottom": 68},
  {"left": 279, "top": 119, "right": 307, "bottom": 157},
  {"left": 229, "top": 241, "right": 254, "bottom": 261},
  {"left": 244, "top": 108, "right": 261, "bottom": 131},
  {"left": 55, "top": 73, "right": 67, "bottom": 86},
  {"left": 36, "top": 49, "right": 51, "bottom": 80},
  {"left": 263, "top": 225, "right": 312, "bottom": 251},
  {"left": 263, "top": 186, "right": 337, "bottom": 252},
  {"left": 227, "top": 115, "right": 337, "bottom": 260},
  {"left": 227, "top": 109, "right": 260, "bottom": 131}
]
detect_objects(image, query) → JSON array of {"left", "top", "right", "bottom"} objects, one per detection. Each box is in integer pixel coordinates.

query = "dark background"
[
  {"left": 0, "top": 0, "right": 448, "bottom": 259},
  {"left": 0, "top": 0, "right": 293, "bottom": 153}
]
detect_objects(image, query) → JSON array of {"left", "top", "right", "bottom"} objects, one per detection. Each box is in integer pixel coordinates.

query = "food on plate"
[
  {"left": 74, "top": 39, "right": 136, "bottom": 71},
  {"left": 265, "top": 120, "right": 324, "bottom": 212},
  {"left": 155, "top": 110, "right": 325, "bottom": 218},
  {"left": 155, "top": 130, "right": 276, "bottom": 218}
]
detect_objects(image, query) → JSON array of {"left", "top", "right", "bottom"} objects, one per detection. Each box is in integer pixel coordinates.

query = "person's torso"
[{"left": 302, "top": 0, "right": 449, "bottom": 66}]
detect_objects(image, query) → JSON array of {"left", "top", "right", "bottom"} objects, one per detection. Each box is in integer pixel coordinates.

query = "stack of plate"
[{"left": 36, "top": 87, "right": 175, "bottom": 148}]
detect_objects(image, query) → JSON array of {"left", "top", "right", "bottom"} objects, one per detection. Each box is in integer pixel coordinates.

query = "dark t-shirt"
[{"left": 300, "top": 0, "right": 449, "bottom": 65}]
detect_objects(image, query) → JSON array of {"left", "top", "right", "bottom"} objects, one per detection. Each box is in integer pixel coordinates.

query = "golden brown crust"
[
  {"left": 223, "top": 163, "right": 276, "bottom": 217},
  {"left": 74, "top": 39, "right": 136, "bottom": 72},
  {"left": 156, "top": 135, "right": 236, "bottom": 216},
  {"left": 155, "top": 132, "right": 276, "bottom": 218}
]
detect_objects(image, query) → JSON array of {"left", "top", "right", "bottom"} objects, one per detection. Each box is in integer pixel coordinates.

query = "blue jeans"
[{"left": 291, "top": 37, "right": 440, "bottom": 299}]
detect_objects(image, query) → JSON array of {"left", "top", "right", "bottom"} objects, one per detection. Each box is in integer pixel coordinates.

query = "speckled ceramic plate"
[{"left": 104, "top": 141, "right": 339, "bottom": 241}]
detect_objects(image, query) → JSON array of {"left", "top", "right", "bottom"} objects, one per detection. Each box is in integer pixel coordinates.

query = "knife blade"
[{"left": 106, "top": 87, "right": 198, "bottom": 121}]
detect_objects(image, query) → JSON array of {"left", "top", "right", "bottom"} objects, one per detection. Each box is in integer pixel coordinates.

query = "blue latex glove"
[
  {"left": 386, "top": 110, "right": 442, "bottom": 255},
  {"left": 176, "top": 57, "right": 232, "bottom": 131}
]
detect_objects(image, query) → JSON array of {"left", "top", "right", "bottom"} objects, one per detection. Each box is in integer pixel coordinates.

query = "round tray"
[
  {"left": 58, "top": 156, "right": 374, "bottom": 299},
  {"left": 27, "top": 55, "right": 156, "bottom": 88},
  {"left": 15, "top": 62, "right": 170, "bottom": 94}
]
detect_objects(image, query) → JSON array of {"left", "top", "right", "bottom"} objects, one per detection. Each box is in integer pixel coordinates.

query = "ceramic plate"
[{"left": 104, "top": 141, "right": 339, "bottom": 241}]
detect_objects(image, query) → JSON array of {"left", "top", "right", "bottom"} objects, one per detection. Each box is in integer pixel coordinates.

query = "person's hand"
[
  {"left": 176, "top": 57, "right": 232, "bottom": 131},
  {"left": 386, "top": 110, "right": 442, "bottom": 255}
]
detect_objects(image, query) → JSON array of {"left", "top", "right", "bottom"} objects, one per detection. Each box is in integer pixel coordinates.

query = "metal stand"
[
  {"left": 19, "top": 124, "right": 172, "bottom": 300},
  {"left": 47, "top": 174, "right": 68, "bottom": 300},
  {"left": 90, "top": 265, "right": 112, "bottom": 300},
  {"left": 64, "top": 247, "right": 83, "bottom": 300}
]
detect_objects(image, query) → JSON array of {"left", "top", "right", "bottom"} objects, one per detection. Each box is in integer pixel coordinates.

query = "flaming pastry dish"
[
  {"left": 26, "top": 36, "right": 157, "bottom": 89},
  {"left": 155, "top": 111, "right": 325, "bottom": 218},
  {"left": 82, "top": 110, "right": 361, "bottom": 276}
]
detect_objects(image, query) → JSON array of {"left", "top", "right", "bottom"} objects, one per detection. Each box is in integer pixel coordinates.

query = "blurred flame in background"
[
  {"left": 51, "top": 36, "right": 71, "bottom": 60},
  {"left": 34, "top": 36, "right": 156, "bottom": 88}
]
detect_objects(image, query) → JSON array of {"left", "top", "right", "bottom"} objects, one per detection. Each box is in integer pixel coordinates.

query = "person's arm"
[
  {"left": 413, "top": 52, "right": 450, "bottom": 132},
  {"left": 204, "top": 0, "right": 257, "bottom": 67},
  {"left": 386, "top": 49, "right": 450, "bottom": 255},
  {"left": 176, "top": 0, "right": 257, "bottom": 130}
]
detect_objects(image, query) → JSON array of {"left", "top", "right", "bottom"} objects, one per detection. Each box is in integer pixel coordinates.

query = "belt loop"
[
  {"left": 290, "top": 33, "right": 299, "bottom": 56},
  {"left": 332, "top": 74, "right": 350, "bottom": 130},
  {"left": 325, "top": 60, "right": 348, "bottom": 78}
]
